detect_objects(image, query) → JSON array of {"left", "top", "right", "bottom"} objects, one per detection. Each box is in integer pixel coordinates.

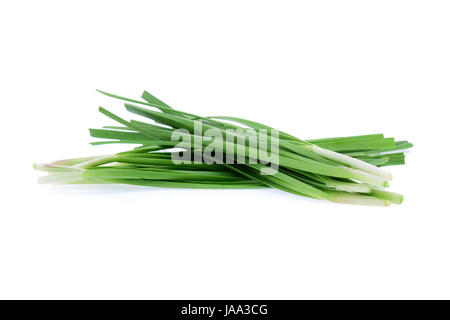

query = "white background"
[{"left": 1, "top": 0, "right": 449, "bottom": 299}]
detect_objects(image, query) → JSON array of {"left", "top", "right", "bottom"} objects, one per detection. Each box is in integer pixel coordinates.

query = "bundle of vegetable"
[{"left": 34, "top": 90, "right": 413, "bottom": 206}]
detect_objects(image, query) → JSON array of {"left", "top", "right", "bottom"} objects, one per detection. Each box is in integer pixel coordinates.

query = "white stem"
[
  {"left": 310, "top": 145, "right": 392, "bottom": 180},
  {"left": 33, "top": 163, "right": 81, "bottom": 173},
  {"left": 326, "top": 191, "right": 391, "bottom": 206},
  {"left": 73, "top": 155, "right": 116, "bottom": 168},
  {"left": 331, "top": 183, "right": 372, "bottom": 194},
  {"left": 37, "top": 171, "right": 83, "bottom": 185},
  {"left": 347, "top": 168, "right": 389, "bottom": 188}
]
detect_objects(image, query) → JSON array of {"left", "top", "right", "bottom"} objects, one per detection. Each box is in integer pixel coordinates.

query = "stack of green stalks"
[{"left": 34, "top": 90, "right": 413, "bottom": 206}]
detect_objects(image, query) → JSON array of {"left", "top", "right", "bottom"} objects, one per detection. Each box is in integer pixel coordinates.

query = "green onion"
[{"left": 34, "top": 90, "right": 413, "bottom": 206}]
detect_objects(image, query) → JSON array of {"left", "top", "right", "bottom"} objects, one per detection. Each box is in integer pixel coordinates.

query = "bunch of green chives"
[{"left": 34, "top": 90, "right": 413, "bottom": 206}]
